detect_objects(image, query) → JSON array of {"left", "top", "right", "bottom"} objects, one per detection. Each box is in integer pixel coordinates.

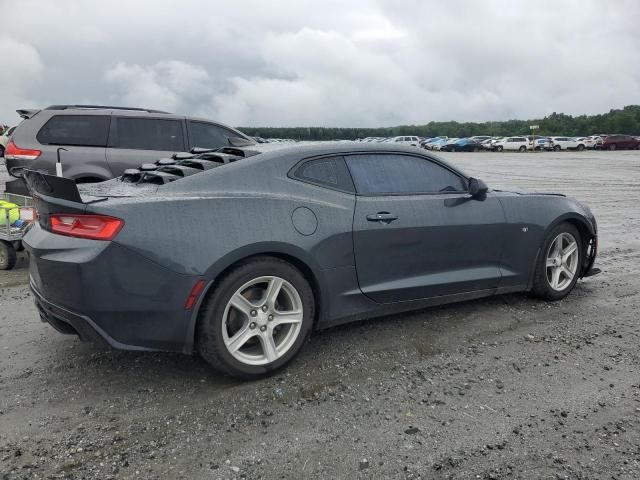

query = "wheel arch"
[
  {"left": 527, "top": 213, "right": 596, "bottom": 289},
  {"left": 184, "top": 243, "right": 325, "bottom": 354}
]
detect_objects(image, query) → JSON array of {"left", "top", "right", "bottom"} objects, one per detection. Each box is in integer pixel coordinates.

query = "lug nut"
[
  {"left": 260, "top": 325, "right": 267, "bottom": 332},
  {"left": 268, "top": 314, "right": 274, "bottom": 321},
  {"left": 249, "top": 322, "right": 256, "bottom": 329},
  {"left": 261, "top": 305, "right": 268, "bottom": 312},
  {"left": 250, "top": 310, "right": 257, "bottom": 317}
]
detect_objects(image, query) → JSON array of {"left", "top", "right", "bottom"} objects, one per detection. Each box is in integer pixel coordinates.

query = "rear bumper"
[
  {"left": 24, "top": 223, "right": 202, "bottom": 353},
  {"left": 31, "top": 279, "right": 155, "bottom": 351}
]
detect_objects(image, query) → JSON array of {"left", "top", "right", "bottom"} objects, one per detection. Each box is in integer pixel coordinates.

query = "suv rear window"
[
  {"left": 112, "top": 117, "right": 184, "bottom": 151},
  {"left": 37, "top": 115, "right": 110, "bottom": 147}
]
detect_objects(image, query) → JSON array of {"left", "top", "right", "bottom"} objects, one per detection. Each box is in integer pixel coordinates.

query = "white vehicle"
[
  {"left": 389, "top": 135, "right": 421, "bottom": 147},
  {"left": 548, "top": 136, "right": 585, "bottom": 151},
  {"left": 583, "top": 136, "right": 602, "bottom": 149},
  {"left": 0, "top": 126, "right": 16, "bottom": 157},
  {"left": 493, "top": 136, "right": 528, "bottom": 152}
]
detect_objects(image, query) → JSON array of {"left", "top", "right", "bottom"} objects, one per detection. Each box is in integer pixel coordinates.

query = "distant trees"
[{"left": 240, "top": 105, "right": 640, "bottom": 140}]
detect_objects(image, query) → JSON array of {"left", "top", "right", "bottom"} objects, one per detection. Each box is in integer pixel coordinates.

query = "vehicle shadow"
[{"left": 38, "top": 287, "right": 581, "bottom": 394}]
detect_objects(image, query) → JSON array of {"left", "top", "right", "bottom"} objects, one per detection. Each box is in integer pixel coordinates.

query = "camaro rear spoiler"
[{"left": 23, "top": 170, "right": 85, "bottom": 203}]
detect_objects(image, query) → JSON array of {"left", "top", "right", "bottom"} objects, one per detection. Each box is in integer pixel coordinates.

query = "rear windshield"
[{"left": 37, "top": 115, "right": 110, "bottom": 147}]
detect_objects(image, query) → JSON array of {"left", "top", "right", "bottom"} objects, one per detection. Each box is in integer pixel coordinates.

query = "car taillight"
[
  {"left": 50, "top": 214, "right": 124, "bottom": 240},
  {"left": 4, "top": 141, "right": 41, "bottom": 160}
]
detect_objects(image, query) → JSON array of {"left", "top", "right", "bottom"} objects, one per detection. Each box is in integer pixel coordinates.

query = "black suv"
[{"left": 4, "top": 105, "right": 254, "bottom": 185}]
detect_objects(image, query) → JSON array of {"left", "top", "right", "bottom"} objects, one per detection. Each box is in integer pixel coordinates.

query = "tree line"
[{"left": 240, "top": 105, "right": 640, "bottom": 141}]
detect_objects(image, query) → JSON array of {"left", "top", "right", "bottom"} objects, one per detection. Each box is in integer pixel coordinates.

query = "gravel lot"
[{"left": 1, "top": 151, "right": 639, "bottom": 479}]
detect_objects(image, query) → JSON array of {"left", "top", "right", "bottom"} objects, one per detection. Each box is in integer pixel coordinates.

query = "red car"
[{"left": 599, "top": 134, "right": 640, "bottom": 150}]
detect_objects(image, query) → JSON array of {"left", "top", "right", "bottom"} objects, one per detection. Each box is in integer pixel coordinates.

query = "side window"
[
  {"left": 293, "top": 156, "right": 354, "bottom": 192},
  {"left": 190, "top": 122, "right": 237, "bottom": 149},
  {"left": 113, "top": 118, "right": 184, "bottom": 151},
  {"left": 37, "top": 115, "right": 110, "bottom": 147},
  {"left": 345, "top": 154, "right": 467, "bottom": 195}
]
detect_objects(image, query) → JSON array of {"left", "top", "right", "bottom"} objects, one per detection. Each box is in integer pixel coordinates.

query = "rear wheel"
[
  {"left": 0, "top": 241, "right": 17, "bottom": 270},
  {"left": 577, "top": 144, "right": 585, "bottom": 151},
  {"left": 531, "top": 223, "right": 582, "bottom": 301},
  {"left": 197, "top": 257, "right": 314, "bottom": 379}
]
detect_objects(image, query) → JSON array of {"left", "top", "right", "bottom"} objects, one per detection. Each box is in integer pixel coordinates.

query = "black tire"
[
  {"left": 12, "top": 241, "right": 24, "bottom": 252},
  {"left": 553, "top": 145, "right": 561, "bottom": 151},
  {"left": 577, "top": 144, "right": 585, "bottom": 151},
  {"left": 531, "top": 222, "right": 583, "bottom": 301},
  {"left": 496, "top": 146, "right": 504, "bottom": 152},
  {"left": 197, "top": 256, "right": 314, "bottom": 379},
  {"left": 0, "top": 240, "right": 17, "bottom": 270},
  {"left": 609, "top": 144, "right": 616, "bottom": 151},
  {"left": 0, "top": 145, "right": 4, "bottom": 158},
  {"left": 519, "top": 145, "right": 526, "bottom": 152}
]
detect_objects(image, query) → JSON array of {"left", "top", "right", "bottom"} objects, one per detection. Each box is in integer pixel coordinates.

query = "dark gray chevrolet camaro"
[{"left": 23, "top": 143, "right": 598, "bottom": 379}]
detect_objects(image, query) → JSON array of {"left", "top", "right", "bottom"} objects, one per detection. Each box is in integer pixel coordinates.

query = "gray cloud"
[{"left": 1, "top": 0, "right": 639, "bottom": 126}]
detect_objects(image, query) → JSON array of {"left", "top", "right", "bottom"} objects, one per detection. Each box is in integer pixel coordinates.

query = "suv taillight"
[
  {"left": 5, "top": 141, "right": 41, "bottom": 160},
  {"left": 50, "top": 214, "right": 124, "bottom": 240}
]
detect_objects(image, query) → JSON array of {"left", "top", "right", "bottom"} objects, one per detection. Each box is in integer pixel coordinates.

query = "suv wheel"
[
  {"left": 577, "top": 144, "right": 585, "bottom": 151},
  {"left": 553, "top": 145, "right": 561, "bottom": 151},
  {"left": 519, "top": 145, "right": 526, "bottom": 152},
  {"left": 496, "top": 145, "right": 504, "bottom": 152},
  {"left": 197, "top": 257, "right": 314, "bottom": 379}
]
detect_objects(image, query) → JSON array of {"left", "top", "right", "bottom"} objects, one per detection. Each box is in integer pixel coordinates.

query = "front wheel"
[
  {"left": 496, "top": 145, "right": 504, "bottom": 152},
  {"left": 577, "top": 144, "right": 585, "bottom": 151},
  {"left": 519, "top": 145, "right": 526, "bottom": 152},
  {"left": 531, "top": 223, "right": 582, "bottom": 301},
  {"left": 553, "top": 145, "right": 561, "bottom": 151},
  {"left": 197, "top": 257, "right": 314, "bottom": 379}
]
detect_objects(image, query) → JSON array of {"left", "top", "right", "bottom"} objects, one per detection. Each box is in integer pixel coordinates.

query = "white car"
[
  {"left": 583, "top": 136, "right": 602, "bottom": 149},
  {"left": 0, "top": 126, "right": 16, "bottom": 157},
  {"left": 389, "top": 135, "right": 421, "bottom": 147},
  {"left": 493, "top": 136, "right": 529, "bottom": 152},
  {"left": 547, "top": 137, "right": 585, "bottom": 151}
]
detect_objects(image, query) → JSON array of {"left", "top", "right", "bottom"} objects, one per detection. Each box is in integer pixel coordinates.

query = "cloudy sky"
[{"left": 0, "top": 0, "right": 638, "bottom": 127}]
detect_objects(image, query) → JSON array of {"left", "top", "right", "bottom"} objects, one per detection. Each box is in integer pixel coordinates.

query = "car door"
[
  {"left": 106, "top": 116, "right": 186, "bottom": 176},
  {"left": 347, "top": 152, "right": 506, "bottom": 303}
]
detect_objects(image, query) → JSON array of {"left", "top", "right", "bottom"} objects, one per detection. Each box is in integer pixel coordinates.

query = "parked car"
[
  {"left": 469, "top": 136, "right": 491, "bottom": 143},
  {"left": 531, "top": 137, "right": 551, "bottom": 150},
  {"left": 450, "top": 138, "right": 483, "bottom": 152},
  {"left": 388, "top": 136, "right": 421, "bottom": 147},
  {"left": 493, "top": 136, "right": 528, "bottom": 152},
  {"left": 438, "top": 138, "right": 460, "bottom": 152},
  {"left": 584, "top": 136, "right": 603, "bottom": 149},
  {"left": 599, "top": 134, "right": 640, "bottom": 150},
  {"left": 425, "top": 137, "right": 449, "bottom": 150},
  {"left": 4, "top": 105, "right": 254, "bottom": 184},
  {"left": 0, "top": 126, "right": 16, "bottom": 157},
  {"left": 23, "top": 142, "right": 598, "bottom": 379},
  {"left": 547, "top": 137, "right": 585, "bottom": 151}
]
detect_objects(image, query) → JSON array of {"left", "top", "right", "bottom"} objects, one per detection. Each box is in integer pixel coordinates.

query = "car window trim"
[
  {"left": 288, "top": 155, "right": 356, "bottom": 194},
  {"left": 343, "top": 151, "right": 470, "bottom": 196}
]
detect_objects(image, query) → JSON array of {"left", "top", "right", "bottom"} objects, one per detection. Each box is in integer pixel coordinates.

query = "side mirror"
[{"left": 468, "top": 177, "right": 488, "bottom": 199}]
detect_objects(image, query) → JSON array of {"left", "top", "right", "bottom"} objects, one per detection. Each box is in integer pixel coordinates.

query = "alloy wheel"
[
  {"left": 222, "top": 276, "right": 303, "bottom": 366},
  {"left": 545, "top": 232, "right": 579, "bottom": 291}
]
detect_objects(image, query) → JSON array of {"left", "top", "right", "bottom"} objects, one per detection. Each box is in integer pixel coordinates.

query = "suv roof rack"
[{"left": 44, "top": 105, "right": 171, "bottom": 114}]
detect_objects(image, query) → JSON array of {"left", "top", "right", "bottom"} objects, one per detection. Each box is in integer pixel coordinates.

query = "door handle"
[{"left": 366, "top": 212, "right": 398, "bottom": 224}]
